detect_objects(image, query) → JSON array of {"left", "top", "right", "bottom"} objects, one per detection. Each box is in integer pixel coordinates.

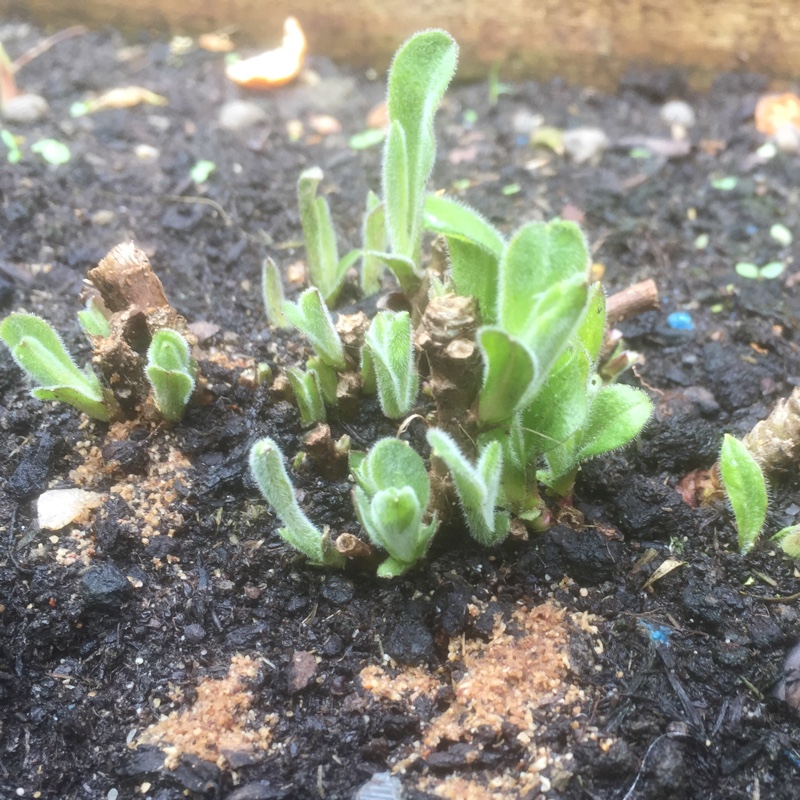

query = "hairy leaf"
[
  {"left": 1, "top": 312, "right": 108, "bottom": 420},
  {"left": 719, "top": 433, "right": 768, "bottom": 554},
  {"left": 363, "top": 311, "right": 418, "bottom": 419},
  {"left": 283, "top": 287, "right": 346, "bottom": 369},
  {"left": 249, "top": 437, "right": 344, "bottom": 566}
]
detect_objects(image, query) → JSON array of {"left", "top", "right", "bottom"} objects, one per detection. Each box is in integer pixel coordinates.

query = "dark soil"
[{"left": 2, "top": 17, "right": 800, "bottom": 800}]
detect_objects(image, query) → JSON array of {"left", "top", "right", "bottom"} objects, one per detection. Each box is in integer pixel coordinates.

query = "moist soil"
[{"left": 1, "top": 18, "right": 800, "bottom": 800}]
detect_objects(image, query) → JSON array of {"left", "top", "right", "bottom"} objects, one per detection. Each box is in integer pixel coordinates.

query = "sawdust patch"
[
  {"left": 135, "top": 654, "right": 276, "bottom": 770},
  {"left": 360, "top": 601, "right": 605, "bottom": 798}
]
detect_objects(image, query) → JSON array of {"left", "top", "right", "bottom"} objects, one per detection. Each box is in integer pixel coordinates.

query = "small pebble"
[
  {"left": 37, "top": 488, "right": 104, "bottom": 530},
  {"left": 184, "top": 623, "right": 206, "bottom": 643},
  {"left": 81, "top": 563, "right": 133, "bottom": 611},
  {"left": 667, "top": 311, "right": 694, "bottom": 331},
  {"left": 355, "top": 772, "right": 403, "bottom": 800},
  {"left": 660, "top": 99, "right": 696, "bottom": 129},
  {"left": 2, "top": 93, "right": 49, "bottom": 124},
  {"left": 218, "top": 100, "right": 267, "bottom": 131},
  {"left": 562, "top": 127, "right": 609, "bottom": 165},
  {"left": 773, "top": 122, "right": 800, "bottom": 154}
]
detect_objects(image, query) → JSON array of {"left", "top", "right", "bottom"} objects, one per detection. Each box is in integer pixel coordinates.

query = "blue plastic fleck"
[
  {"left": 639, "top": 620, "right": 673, "bottom": 647},
  {"left": 745, "top": 224, "right": 758, "bottom": 236},
  {"left": 667, "top": 311, "right": 694, "bottom": 331},
  {"left": 515, "top": 134, "right": 529, "bottom": 147}
]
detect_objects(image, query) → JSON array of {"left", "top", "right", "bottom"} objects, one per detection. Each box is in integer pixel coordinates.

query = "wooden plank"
[{"left": 4, "top": 0, "right": 800, "bottom": 86}]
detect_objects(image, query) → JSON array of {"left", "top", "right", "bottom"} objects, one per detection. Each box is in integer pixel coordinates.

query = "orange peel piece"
[
  {"left": 755, "top": 93, "right": 800, "bottom": 136},
  {"left": 226, "top": 17, "right": 306, "bottom": 89}
]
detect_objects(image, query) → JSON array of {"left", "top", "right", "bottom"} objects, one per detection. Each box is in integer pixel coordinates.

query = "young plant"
[
  {"left": 718, "top": 433, "right": 768, "bottom": 554},
  {"left": 427, "top": 428, "right": 509, "bottom": 545},
  {"left": 374, "top": 29, "right": 459, "bottom": 292},
  {"left": 249, "top": 437, "right": 344, "bottom": 567},
  {"left": 298, "top": 167, "right": 360, "bottom": 305},
  {"left": 361, "top": 190, "right": 387, "bottom": 296},
  {"left": 286, "top": 366, "right": 326, "bottom": 427},
  {"left": 351, "top": 438, "right": 437, "bottom": 577},
  {"left": 0, "top": 312, "right": 109, "bottom": 421},
  {"left": 262, "top": 257, "right": 290, "bottom": 329},
  {"left": 145, "top": 329, "right": 196, "bottom": 422},
  {"left": 77, "top": 297, "right": 111, "bottom": 338},
  {"left": 282, "top": 287, "right": 346, "bottom": 370},
  {"left": 362, "top": 311, "right": 417, "bottom": 419},
  {"left": 477, "top": 220, "right": 592, "bottom": 425}
]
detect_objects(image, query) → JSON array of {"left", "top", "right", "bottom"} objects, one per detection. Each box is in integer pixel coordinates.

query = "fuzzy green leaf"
[
  {"left": 363, "top": 250, "right": 421, "bottom": 295},
  {"left": 298, "top": 167, "right": 346, "bottom": 304},
  {"left": 445, "top": 237, "right": 500, "bottom": 324},
  {"left": 576, "top": 282, "right": 606, "bottom": 365},
  {"left": 423, "top": 194, "right": 505, "bottom": 257},
  {"left": 249, "top": 437, "right": 344, "bottom": 567},
  {"left": 517, "top": 275, "right": 589, "bottom": 400},
  {"left": 477, "top": 327, "right": 535, "bottom": 425},
  {"left": 360, "top": 438, "right": 430, "bottom": 508},
  {"left": 772, "top": 524, "right": 800, "bottom": 558},
  {"left": 363, "top": 311, "right": 418, "bottom": 419},
  {"left": 145, "top": 329, "right": 196, "bottom": 422},
  {"left": 77, "top": 298, "right": 111, "bottom": 338},
  {"left": 361, "top": 191, "right": 387, "bottom": 296},
  {"left": 262, "top": 257, "right": 290, "bottom": 329},
  {"left": 283, "top": 287, "right": 346, "bottom": 370},
  {"left": 521, "top": 345, "right": 589, "bottom": 456},
  {"left": 573, "top": 384, "right": 652, "bottom": 463},
  {"left": 427, "top": 428, "right": 509, "bottom": 546},
  {"left": 498, "top": 220, "right": 590, "bottom": 336},
  {"left": 286, "top": 367, "right": 327, "bottom": 427},
  {"left": 383, "top": 30, "right": 458, "bottom": 264},
  {"left": 719, "top": 433, "right": 768, "bottom": 554},
  {"left": 0, "top": 312, "right": 108, "bottom": 420}
]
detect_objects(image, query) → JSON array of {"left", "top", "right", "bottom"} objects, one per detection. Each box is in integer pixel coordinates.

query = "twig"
[
  {"left": 12, "top": 26, "right": 88, "bottom": 72},
  {"left": 606, "top": 279, "right": 659, "bottom": 326}
]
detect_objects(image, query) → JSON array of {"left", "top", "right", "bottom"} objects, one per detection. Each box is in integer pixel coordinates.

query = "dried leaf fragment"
[
  {"left": 743, "top": 386, "right": 800, "bottom": 473},
  {"left": 226, "top": 17, "right": 306, "bottom": 89},
  {"left": 755, "top": 93, "right": 800, "bottom": 136}
]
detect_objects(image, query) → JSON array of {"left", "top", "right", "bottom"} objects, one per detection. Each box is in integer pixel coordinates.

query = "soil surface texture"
[{"left": 1, "top": 18, "right": 800, "bottom": 800}]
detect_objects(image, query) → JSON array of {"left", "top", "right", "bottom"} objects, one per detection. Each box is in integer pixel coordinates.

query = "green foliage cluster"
[
  {"left": 252, "top": 29, "right": 654, "bottom": 575},
  {"left": 1, "top": 310, "right": 196, "bottom": 424}
]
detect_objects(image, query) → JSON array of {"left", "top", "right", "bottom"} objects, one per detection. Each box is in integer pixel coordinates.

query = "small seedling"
[
  {"left": 735, "top": 261, "right": 785, "bottom": 280},
  {"left": 249, "top": 437, "right": 345, "bottom": 567},
  {"left": 286, "top": 366, "right": 326, "bottom": 427},
  {"left": 349, "top": 129, "right": 386, "bottom": 150},
  {"left": 30, "top": 138, "right": 71, "bottom": 166},
  {"left": 770, "top": 223, "right": 793, "bottom": 246},
  {"left": 261, "top": 257, "right": 290, "bottom": 329},
  {"left": 772, "top": 525, "right": 800, "bottom": 558},
  {"left": 361, "top": 190, "right": 387, "bottom": 296},
  {"left": 297, "top": 167, "right": 360, "bottom": 305},
  {"left": 0, "top": 312, "right": 108, "bottom": 420},
  {"left": 1, "top": 129, "right": 21, "bottom": 164},
  {"left": 718, "top": 433, "right": 768, "bottom": 554},
  {"left": 145, "top": 329, "right": 196, "bottom": 422},
  {"left": 282, "top": 287, "right": 346, "bottom": 370},
  {"left": 427, "top": 429, "right": 508, "bottom": 545},
  {"left": 362, "top": 311, "right": 417, "bottom": 419},
  {"left": 77, "top": 297, "right": 111, "bottom": 338},
  {"left": 377, "top": 30, "right": 458, "bottom": 290},
  {"left": 351, "top": 438, "right": 437, "bottom": 576},
  {"left": 190, "top": 159, "right": 216, "bottom": 184}
]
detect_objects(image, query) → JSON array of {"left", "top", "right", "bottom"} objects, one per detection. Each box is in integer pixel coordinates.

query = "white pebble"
[
  {"left": 37, "top": 488, "right": 104, "bottom": 530},
  {"left": 660, "top": 99, "right": 696, "bottom": 129},
  {"left": 2, "top": 93, "right": 49, "bottom": 124},
  {"left": 218, "top": 100, "right": 267, "bottom": 131},
  {"left": 562, "top": 127, "right": 609, "bottom": 165},
  {"left": 773, "top": 123, "right": 800, "bottom": 154}
]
